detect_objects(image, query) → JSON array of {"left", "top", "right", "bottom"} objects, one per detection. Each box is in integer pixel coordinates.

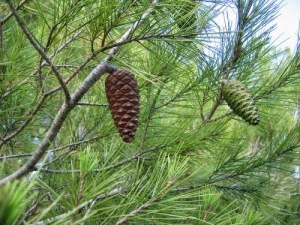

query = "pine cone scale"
[
  {"left": 105, "top": 69, "right": 140, "bottom": 142},
  {"left": 223, "top": 80, "right": 260, "bottom": 125}
]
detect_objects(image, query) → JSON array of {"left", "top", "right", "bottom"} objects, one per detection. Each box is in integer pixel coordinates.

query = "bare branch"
[
  {"left": 105, "top": 0, "right": 160, "bottom": 62},
  {"left": 46, "top": 29, "right": 83, "bottom": 65},
  {"left": 0, "top": 16, "right": 3, "bottom": 52},
  {"left": 203, "top": 90, "right": 223, "bottom": 122},
  {"left": 31, "top": 29, "right": 83, "bottom": 83},
  {"left": 39, "top": 144, "right": 168, "bottom": 174},
  {"left": 172, "top": 183, "right": 255, "bottom": 194},
  {"left": 0, "top": 15, "right": 4, "bottom": 80},
  {"left": 76, "top": 102, "right": 108, "bottom": 107},
  {"left": 0, "top": 153, "right": 32, "bottom": 161},
  {"left": 82, "top": 187, "right": 123, "bottom": 222},
  {"left": 0, "top": 95, "right": 47, "bottom": 147},
  {"left": 2, "top": 0, "right": 31, "bottom": 24},
  {"left": 0, "top": 133, "right": 113, "bottom": 161},
  {"left": 45, "top": 54, "right": 97, "bottom": 97},
  {"left": 115, "top": 178, "right": 174, "bottom": 225},
  {"left": 6, "top": 0, "right": 71, "bottom": 101},
  {"left": 41, "top": 132, "right": 114, "bottom": 167},
  {"left": 116, "top": 201, "right": 153, "bottom": 225}
]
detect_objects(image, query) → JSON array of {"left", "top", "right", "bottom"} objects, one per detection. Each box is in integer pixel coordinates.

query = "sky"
[
  {"left": 274, "top": 0, "right": 300, "bottom": 50},
  {"left": 213, "top": 0, "right": 299, "bottom": 51}
]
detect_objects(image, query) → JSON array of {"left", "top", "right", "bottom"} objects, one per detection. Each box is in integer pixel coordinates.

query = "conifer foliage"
[{"left": 0, "top": 0, "right": 299, "bottom": 224}]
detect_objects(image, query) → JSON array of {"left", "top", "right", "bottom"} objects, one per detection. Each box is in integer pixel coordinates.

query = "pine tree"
[{"left": 0, "top": 0, "right": 299, "bottom": 224}]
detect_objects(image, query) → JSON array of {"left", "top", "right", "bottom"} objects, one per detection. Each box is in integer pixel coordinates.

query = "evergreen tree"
[{"left": 0, "top": 0, "right": 299, "bottom": 224}]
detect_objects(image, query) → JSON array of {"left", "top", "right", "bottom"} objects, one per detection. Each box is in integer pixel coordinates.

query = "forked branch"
[
  {"left": 6, "top": 0, "right": 71, "bottom": 101},
  {"left": 0, "top": 0, "right": 160, "bottom": 186}
]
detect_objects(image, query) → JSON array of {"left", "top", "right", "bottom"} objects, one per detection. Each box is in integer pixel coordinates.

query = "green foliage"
[
  {"left": 0, "top": 179, "right": 33, "bottom": 225},
  {"left": 0, "top": 0, "right": 299, "bottom": 224}
]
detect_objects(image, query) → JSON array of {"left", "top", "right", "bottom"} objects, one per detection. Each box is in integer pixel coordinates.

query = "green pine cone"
[{"left": 222, "top": 80, "right": 260, "bottom": 125}]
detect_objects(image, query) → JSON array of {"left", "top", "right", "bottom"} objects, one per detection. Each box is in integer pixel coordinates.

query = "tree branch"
[
  {"left": 76, "top": 102, "right": 108, "bottom": 107},
  {"left": 41, "top": 132, "right": 114, "bottom": 168},
  {"left": 0, "top": 95, "right": 47, "bottom": 147},
  {"left": 105, "top": 0, "right": 160, "bottom": 62},
  {"left": 39, "top": 29, "right": 83, "bottom": 69},
  {"left": 30, "top": 28, "right": 83, "bottom": 86},
  {"left": 172, "top": 183, "right": 255, "bottom": 195},
  {"left": 35, "top": 187, "right": 123, "bottom": 225},
  {"left": 82, "top": 187, "right": 123, "bottom": 223},
  {"left": 0, "top": 153, "right": 32, "bottom": 161},
  {"left": 39, "top": 144, "right": 168, "bottom": 174},
  {"left": 0, "top": 102, "right": 73, "bottom": 185},
  {"left": 2, "top": 0, "right": 31, "bottom": 24},
  {"left": 0, "top": 15, "right": 3, "bottom": 52},
  {"left": 115, "top": 178, "right": 174, "bottom": 225},
  {"left": 115, "top": 201, "right": 153, "bottom": 225},
  {"left": 0, "top": 0, "right": 160, "bottom": 186},
  {"left": 0, "top": 133, "right": 113, "bottom": 161},
  {"left": 202, "top": 1, "right": 252, "bottom": 123},
  {"left": 6, "top": 0, "right": 71, "bottom": 101},
  {"left": 44, "top": 32, "right": 196, "bottom": 97}
]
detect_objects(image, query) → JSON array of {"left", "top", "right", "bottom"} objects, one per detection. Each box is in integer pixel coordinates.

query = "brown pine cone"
[{"left": 105, "top": 69, "right": 140, "bottom": 142}]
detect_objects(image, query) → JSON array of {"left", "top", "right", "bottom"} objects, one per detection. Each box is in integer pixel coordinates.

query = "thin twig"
[
  {"left": 0, "top": 95, "right": 47, "bottom": 147},
  {"left": 202, "top": 1, "right": 252, "bottom": 123},
  {"left": 44, "top": 53, "right": 97, "bottom": 97},
  {"left": 37, "top": 24, "right": 59, "bottom": 92},
  {"left": 39, "top": 144, "right": 168, "bottom": 174},
  {"left": 139, "top": 80, "right": 165, "bottom": 150},
  {"left": 77, "top": 102, "right": 108, "bottom": 107},
  {"left": 82, "top": 187, "right": 123, "bottom": 222},
  {"left": 45, "top": 29, "right": 83, "bottom": 65},
  {"left": 115, "top": 201, "right": 153, "bottom": 225},
  {"left": 45, "top": 32, "right": 196, "bottom": 97},
  {"left": 7, "top": 0, "right": 71, "bottom": 101},
  {"left": 172, "top": 183, "right": 254, "bottom": 194},
  {"left": 203, "top": 90, "right": 223, "bottom": 122},
  {"left": 105, "top": 0, "right": 160, "bottom": 62},
  {"left": 172, "top": 184, "right": 204, "bottom": 192},
  {"left": 155, "top": 79, "right": 201, "bottom": 110},
  {"left": 0, "top": 15, "right": 4, "bottom": 80},
  {"left": 115, "top": 177, "right": 174, "bottom": 225},
  {"left": 41, "top": 131, "right": 114, "bottom": 167},
  {"left": 0, "top": 153, "right": 33, "bottom": 160},
  {"left": 0, "top": 133, "right": 113, "bottom": 161},
  {"left": 0, "top": 77, "right": 32, "bottom": 100},
  {"left": 0, "top": 15, "right": 3, "bottom": 52},
  {"left": 2, "top": 0, "right": 31, "bottom": 24},
  {"left": 31, "top": 29, "right": 83, "bottom": 80},
  {"left": 35, "top": 187, "right": 123, "bottom": 225}
]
